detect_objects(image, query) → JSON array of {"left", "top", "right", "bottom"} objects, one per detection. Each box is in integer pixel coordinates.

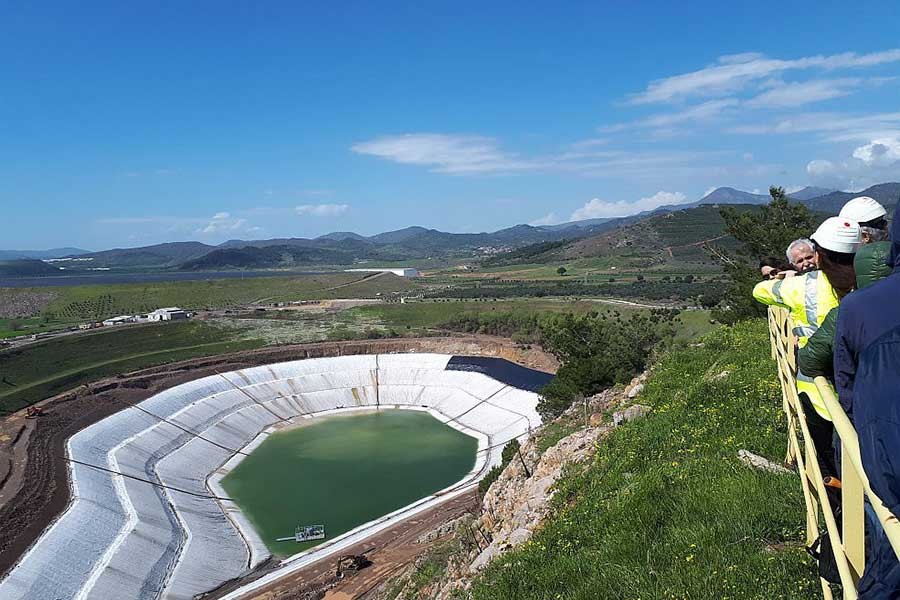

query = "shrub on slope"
[{"left": 470, "top": 319, "right": 816, "bottom": 599}]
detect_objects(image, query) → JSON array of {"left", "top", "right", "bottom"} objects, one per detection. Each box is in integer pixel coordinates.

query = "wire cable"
[{"left": 61, "top": 455, "right": 234, "bottom": 501}]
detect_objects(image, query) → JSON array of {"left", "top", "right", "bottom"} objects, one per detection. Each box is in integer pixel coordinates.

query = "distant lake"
[{"left": 0, "top": 270, "right": 329, "bottom": 288}]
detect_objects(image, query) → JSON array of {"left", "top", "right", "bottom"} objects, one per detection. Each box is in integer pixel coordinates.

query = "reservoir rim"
[{"left": 207, "top": 405, "right": 492, "bottom": 574}]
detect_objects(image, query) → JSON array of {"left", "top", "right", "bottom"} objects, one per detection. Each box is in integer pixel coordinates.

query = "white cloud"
[
  {"left": 352, "top": 132, "right": 732, "bottom": 179},
  {"left": 728, "top": 111, "right": 900, "bottom": 141},
  {"left": 295, "top": 203, "right": 349, "bottom": 217},
  {"left": 807, "top": 159, "right": 836, "bottom": 176},
  {"left": 629, "top": 49, "right": 900, "bottom": 104},
  {"left": 351, "top": 133, "right": 536, "bottom": 175},
  {"left": 197, "top": 212, "right": 248, "bottom": 235},
  {"left": 717, "top": 52, "right": 766, "bottom": 65},
  {"left": 641, "top": 99, "right": 740, "bottom": 127},
  {"left": 570, "top": 191, "right": 688, "bottom": 221},
  {"left": 98, "top": 212, "right": 263, "bottom": 239},
  {"left": 529, "top": 212, "right": 562, "bottom": 226},
  {"left": 600, "top": 99, "right": 738, "bottom": 134},
  {"left": 852, "top": 137, "right": 900, "bottom": 166},
  {"left": 746, "top": 78, "right": 862, "bottom": 107},
  {"left": 807, "top": 137, "right": 900, "bottom": 189},
  {"left": 568, "top": 137, "right": 609, "bottom": 149},
  {"left": 703, "top": 186, "right": 719, "bottom": 197}
]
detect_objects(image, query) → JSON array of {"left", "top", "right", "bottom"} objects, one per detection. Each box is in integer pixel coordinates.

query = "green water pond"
[{"left": 221, "top": 410, "right": 478, "bottom": 556}]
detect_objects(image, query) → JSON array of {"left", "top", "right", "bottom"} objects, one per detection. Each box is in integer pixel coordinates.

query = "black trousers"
[{"left": 800, "top": 392, "right": 838, "bottom": 480}]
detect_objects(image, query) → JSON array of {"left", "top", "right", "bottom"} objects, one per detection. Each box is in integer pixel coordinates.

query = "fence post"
[{"left": 842, "top": 443, "right": 866, "bottom": 583}]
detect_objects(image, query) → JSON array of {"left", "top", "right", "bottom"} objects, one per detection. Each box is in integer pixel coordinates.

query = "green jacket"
[{"left": 798, "top": 241, "right": 892, "bottom": 379}]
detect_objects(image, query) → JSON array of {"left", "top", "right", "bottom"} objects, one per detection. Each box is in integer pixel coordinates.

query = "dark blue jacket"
[
  {"left": 834, "top": 203, "right": 900, "bottom": 420},
  {"left": 853, "top": 324, "right": 900, "bottom": 598}
]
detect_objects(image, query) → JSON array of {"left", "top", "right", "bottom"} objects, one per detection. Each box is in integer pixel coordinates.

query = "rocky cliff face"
[{"left": 378, "top": 372, "right": 650, "bottom": 600}]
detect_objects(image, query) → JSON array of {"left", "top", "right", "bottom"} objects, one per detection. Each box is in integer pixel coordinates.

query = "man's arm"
[
  {"left": 798, "top": 309, "right": 837, "bottom": 379},
  {"left": 752, "top": 278, "right": 792, "bottom": 307}
]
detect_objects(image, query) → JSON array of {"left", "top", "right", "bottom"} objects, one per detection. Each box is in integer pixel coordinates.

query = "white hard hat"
[
  {"left": 839, "top": 196, "right": 887, "bottom": 223},
  {"left": 811, "top": 217, "right": 862, "bottom": 254}
]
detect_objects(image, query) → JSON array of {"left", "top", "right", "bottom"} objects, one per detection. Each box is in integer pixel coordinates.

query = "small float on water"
[{"left": 276, "top": 524, "right": 326, "bottom": 543}]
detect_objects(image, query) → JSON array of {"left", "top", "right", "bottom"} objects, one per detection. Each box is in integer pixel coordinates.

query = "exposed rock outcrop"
[{"left": 420, "top": 371, "right": 652, "bottom": 600}]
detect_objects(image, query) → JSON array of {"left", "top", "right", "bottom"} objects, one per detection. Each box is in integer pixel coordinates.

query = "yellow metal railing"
[{"left": 768, "top": 307, "right": 900, "bottom": 598}]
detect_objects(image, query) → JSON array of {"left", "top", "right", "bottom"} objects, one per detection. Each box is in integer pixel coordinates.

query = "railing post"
[{"left": 842, "top": 443, "right": 865, "bottom": 584}]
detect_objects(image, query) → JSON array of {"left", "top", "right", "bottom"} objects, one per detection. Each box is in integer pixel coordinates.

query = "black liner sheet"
[{"left": 445, "top": 356, "right": 553, "bottom": 393}]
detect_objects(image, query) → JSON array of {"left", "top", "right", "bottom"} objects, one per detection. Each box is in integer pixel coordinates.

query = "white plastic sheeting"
[{"left": 0, "top": 354, "right": 544, "bottom": 600}]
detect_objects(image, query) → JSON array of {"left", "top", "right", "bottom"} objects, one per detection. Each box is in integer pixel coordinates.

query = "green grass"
[
  {"left": 341, "top": 299, "right": 607, "bottom": 330},
  {"left": 335, "top": 300, "right": 717, "bottom": 345},
  {"left": 0, "top": 321, "right": 263, "bottom": 414},
  {"left": 0, "top": 317, "right": 73, "bottom": 339},
  {"left": 469, "top": 320, "right": 817, "bottom": 599},
  {"left": 2, "top": 273, "right": 417, "bottom": 323},
  {"left": 535, "top": 419, "right": 581, "bottom": 453}
]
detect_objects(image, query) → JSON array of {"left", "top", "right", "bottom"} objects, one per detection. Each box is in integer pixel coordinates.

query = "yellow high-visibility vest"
[{"left": 753, "top": 271, "right": 839, "bottom": 421}]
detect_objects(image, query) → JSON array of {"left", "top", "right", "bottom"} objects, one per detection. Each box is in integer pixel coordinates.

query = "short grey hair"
[
  {"left": 860, "top": 226, "right": 890, "bottom": 242},
  {"left": 786, "top": 238, "right": 814, "bottom": 265}
]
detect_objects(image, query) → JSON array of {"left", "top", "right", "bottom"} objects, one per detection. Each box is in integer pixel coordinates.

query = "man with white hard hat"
[
  {"left": 753, "top": 217, "right": 862, "bottom": 481},
  {"left": 840, "top": 196, "right": 890, "bottom": 243}
]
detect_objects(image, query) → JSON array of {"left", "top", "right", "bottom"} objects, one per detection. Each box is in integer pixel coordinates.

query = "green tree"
[
  {"left": 537, "top": 312, "right": 669, "bottom": 417},
  {"left": 709, "top": 186, "right": 816, "bottom": 323},
  {"left": 501, "top": 438, "right": 521, "bottom": 465},
  {"left": 557, "top": 266, "right": 567, "bottom": 276}
]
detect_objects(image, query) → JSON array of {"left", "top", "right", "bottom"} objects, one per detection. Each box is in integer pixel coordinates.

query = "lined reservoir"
[{"left": 221, "top": 410, "right": 478, "bottom": 556}]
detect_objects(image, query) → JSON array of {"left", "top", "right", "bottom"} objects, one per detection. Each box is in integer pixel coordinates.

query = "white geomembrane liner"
[{"left": 0, "top": 353, "right": 545, "bottom": 600}]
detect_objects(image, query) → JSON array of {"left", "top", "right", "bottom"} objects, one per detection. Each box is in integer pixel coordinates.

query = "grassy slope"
[
  {"left": 343, "top": 299, "right": 617, "bottom": 329},
  {"left": 470, "top": 319, "right": 816, "bottom": 600},
  {"left": 0, "top": 321, "right": 262, "bottom": 414},
  {"left": 341, "top": 300, "right": 717, "bottom": 340}
]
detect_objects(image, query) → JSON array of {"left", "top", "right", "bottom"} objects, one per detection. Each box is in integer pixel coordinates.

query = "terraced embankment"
[{"left": 0, "top": 340, "right": 556, "bottom": 598}]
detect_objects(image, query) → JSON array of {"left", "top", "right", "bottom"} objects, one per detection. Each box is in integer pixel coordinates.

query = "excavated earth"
[{"left": 0, "top": 335, "right": 557, "bottom": 582}]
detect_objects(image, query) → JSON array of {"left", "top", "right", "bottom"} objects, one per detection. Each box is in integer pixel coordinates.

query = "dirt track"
[
  {"left": 0, "top": 335, "right": 555, "bottom": 581},
  {"left": 205, "top": 492, "right": 479, "bottom": 600}
]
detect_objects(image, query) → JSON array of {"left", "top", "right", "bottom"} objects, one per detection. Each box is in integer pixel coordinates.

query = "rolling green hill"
[
  {"left": 485, "top": 205, "right": 755, "bottom": 270},
  {"left": 74, "top": 242, "right": 216, "bottom": 269},
  {"left": 0, "top": 259, "right": 64, "bottom": 277},
  {"left": 803, "top": 182, "right": 900, "bottom": 214}
]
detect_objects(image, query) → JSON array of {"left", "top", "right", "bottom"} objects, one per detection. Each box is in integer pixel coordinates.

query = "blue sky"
[{"left": 3, "top": 1, "right": 900, "bottom": 250}]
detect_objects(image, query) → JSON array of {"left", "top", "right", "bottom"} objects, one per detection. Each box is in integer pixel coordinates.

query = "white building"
[
  {"left": 148, "top": 307, "right": 190, "bottom": 322},
  {"left": 344, "top": 268, "right": 420, "bottom": 278},
  {"left": 102, "top": 315, "right": 137, "bottom": 326}
]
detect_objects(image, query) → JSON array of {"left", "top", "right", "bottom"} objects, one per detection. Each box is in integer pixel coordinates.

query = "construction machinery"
[
  {"left": 335, "top": 554, "right": 371, "bottom": 578},
  {"left": 25, "top": 406, "right": 45, "bottom": 419}
]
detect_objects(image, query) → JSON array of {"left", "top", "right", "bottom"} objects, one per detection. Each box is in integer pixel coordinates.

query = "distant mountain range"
[
  {"left": 788, "top": 186, "right": 836, "bottom": 201},
  {"left": 3, "top": 182, "right": 897, "bottom": 274},
  {"left": 802, "top": 183, "right": 900, "bottom": 213},
  {"left": 0, "top": 247, "right": 90, "bottom": 261},
  {"left": 698, "top": 187, "right": 771, "bottom": 205}
]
